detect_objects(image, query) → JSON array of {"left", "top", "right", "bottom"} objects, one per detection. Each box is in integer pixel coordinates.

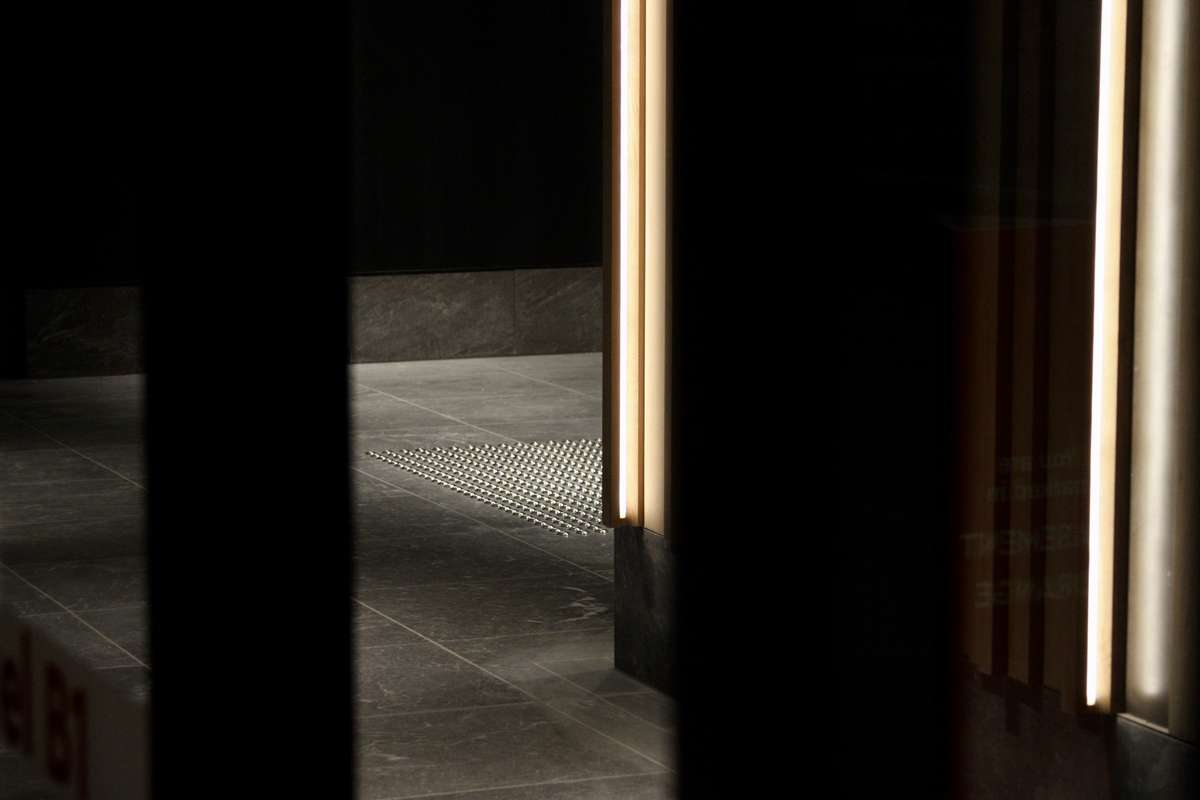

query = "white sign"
[{"left": 0, "top": 605, "right": 148, "bottom": 800}]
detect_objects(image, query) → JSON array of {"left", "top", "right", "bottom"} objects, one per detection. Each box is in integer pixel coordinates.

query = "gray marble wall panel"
[
  {"left": 23, "top": 268, "right": 602, "bottom": 376},
  {"left": 352, "top": 267, "right": 602, "bottom": 364},
  {"left": 25, "top": 287, "right": 143, "bottom": 378},
  {"left": 1115, "top": 715, "right": 1200, "bottom": 799},
  {"left": 614, "top": 526, "right": 675, "bottom": 696},
  {"left": 514, "top": 266, "right": 603, "bottom": 355},
  {"left": 352, "top": 272, "right": 516, "bottom": 362}
]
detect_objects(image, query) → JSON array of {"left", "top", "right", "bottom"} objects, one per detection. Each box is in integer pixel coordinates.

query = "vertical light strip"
[
  {"left": 1086, "top": 0, "right": 1127, "bottom": 709},
  {"left": 1130, "top": 6, "right": 1176, "bottom": 704},
  {"left": 617, "top": 0, "right": 632, "bottom": 519},
  {"left": 641, "top": 0, "right": 667, "bottom": 536},
  {"left": 1127, "top": 0, "right": 1193, "bottom": 722}
]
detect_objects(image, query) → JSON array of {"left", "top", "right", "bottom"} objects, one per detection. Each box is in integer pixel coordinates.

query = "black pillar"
[{"left": 141, "top": 5, "right": 353, "bottom": 797}]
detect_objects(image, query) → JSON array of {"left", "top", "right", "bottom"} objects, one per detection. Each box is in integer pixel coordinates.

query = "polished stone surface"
[
  {"left": 354, "top": 533, "right": 576, "bottom": 589},
  {"left": 32, "top": 415, "right": 144, "bottom": 447},
  {"left": 0, "top": 418, "right": 58, "bottom": 452},
  {"left": 357, "top": 703, "right": 665, "bottom": 799},
  {"left": 408, "top": 773, "right": 675, "bottom": 799},
  {"left": 614, "top": 527, "right": 675, "bottom": 696},
  {"left": 0, "top": 516, "right": 145, "bottom": 564},
  {"left": 446, "top": 629, "right": 616, "bottom": 703},
  {"left": 444, "top": 629, "right": 615, "bottom": 665},
  {"left": 10, "top": 556, "right": 147, "bottom": 611},
  {"left": 355, "top": 642, "right": 530, "bottom": 717},
  {"left": 352, "top": 391, "right": 456, "bottom": 431},
  {"left": 507, "top": 525, "right": 615, "bottom": 570},
  {"left": 544, "top": 696, "right": 675, "bottom": 767},
  {"left": 514, "top": 267, "right": 603, "bottom": 356},
  {"left": 0, "top": 569, "right": 60, "bottom": 616},
  {"left": 1116, "top": 715, "right": 1200, "bottom": 799},
  {"left": 0, "top": 448, "right": 115, "bottom": 484},
  {"left": 355, "top": 602, "right": 426, "bottom": 649},
  {"left": 18, "top": 611, "right": 141, "bottom": 669},
  {"left": 352, "top": 272, "right": 517, "bottom": 362},
  {"left": 73, "top": 444, "right": 146, "bottom": 483},
  {"left": 0, "top": 478, "right": 144, "bottom": 527},
  {"left": 605, "top": 693, "right": 676, "bottom": 730},
  {"left": 358, "top": 573, "right": 614, "bottom": 641},
  {"left": 24, "top": 286, "right": 143, "bottom": 378},
  {"left": 77, "top": 605, "right": 149, "bottom": 664},
  {"left": 536, "top": 658, "right": 650, "bottom": 696},
  {"left": 411, "top": 390, "right": 600, "bottom": 428},
  {"left": 0, "top": 353, "right": 675, "bottom": 800},
  {"left": 349, "top": 269, "right": 603, "bottom": 368},
  {"left": 480, "top": 417, "right": 603, "bottom": 443},
  {"left": 353, "top": 425, "right": 510, "bottom": 454},
  {"left": 353, "top": 491, "right": 501, "bottom": 540}
]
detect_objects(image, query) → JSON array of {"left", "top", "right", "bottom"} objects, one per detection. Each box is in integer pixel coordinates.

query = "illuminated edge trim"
[{"left": 1086, "top": 0, "right": 1126, "bottom": 709}]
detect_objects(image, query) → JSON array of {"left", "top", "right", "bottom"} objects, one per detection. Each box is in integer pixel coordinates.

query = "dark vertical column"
[
  {"left": 986, "top": 0, "right": 1020, "bottom": 725},
  {"left": 669, "top": 0, "right": 968, "bottom": 793},
  {"left": 141, "top": 4, "right": 353, "bottom": 798},
  {"left": 1027, "top": 0, "right": 1058, "bottom": 701}
]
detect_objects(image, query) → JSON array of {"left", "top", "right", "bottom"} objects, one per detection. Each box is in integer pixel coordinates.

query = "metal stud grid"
[{"left": 365, "top": 439, "right": 608, "bottom": 537}]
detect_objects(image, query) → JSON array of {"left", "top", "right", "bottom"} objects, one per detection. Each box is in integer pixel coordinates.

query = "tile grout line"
[
  {"left": 511, "top": 271, "right": 518, "bottom": 353},
  {"left": 354, "top": 630, "right": 610, "bottom": 651},
  {"left": 357, "top": 699, "right": 542, "bottom": 720},
  {"left": 539, "top": 702, "right": 672, "bottom": 772},
  {"left": 372, "top": 770, "right": 671, "bottom": 800},
  {"left": 0, "top": 407, "right": 145, "bottom": 490},
  {"left": 355, "top": 568, "right": 577, "bottom": 591},
  {"left": 355, "top": 384, "right": 523, "bottom": 444},
  {"left": 351, "top": 466, "right": 613, "bottom": 583},
  {"left": 352, "top": 596, "right": 539, "bottom": 698},
  {"left": 16, "top": 601, "right": 146, "bottom": 617},
  {"left": 94, "top": 663, "right": 148, "bottom": 671},
  {"left": 0, "top": 562, "right": 149, "bottom": 668},
  {"left": 436, "top": 626, "right": 612, "bottom": 644},
  {"left": 530, "top": 662, "right": 675, "bottom": 734},
  {"left": 489, "top": 363, "right": 602, "bottom": 400},
  {"left": 352, "top": 596, "right": 668, "bottom": 771}
]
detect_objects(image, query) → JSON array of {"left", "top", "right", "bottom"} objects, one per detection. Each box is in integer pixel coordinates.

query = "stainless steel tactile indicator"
[{"left": 365, "top": 439, "right": 609, "bottom": 537}]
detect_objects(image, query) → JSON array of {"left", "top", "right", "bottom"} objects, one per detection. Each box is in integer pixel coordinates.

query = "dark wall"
[
  {"left": 664, "top": 0, "right": 970, "bottom": 793},
  {"left": 12, "top": 6, "right": 139, "bottom": 290},
  {"left": 353, "top": 0, "right": 604, "bottom": 273},
  {"left": 4, "top": 6, "right": 140, "bottom": 376},
  {"left": 836, "top": 2, "right": 968, "bottom": 795},
  {"left": 6, "top": 3, "right": 606, "bottom": 378},
  {"left": 13, "top": 2, "right": 603, "bottom": 290}
]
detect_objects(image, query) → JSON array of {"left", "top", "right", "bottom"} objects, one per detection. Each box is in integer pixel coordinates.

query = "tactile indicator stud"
[{"left": 365, "top": 438, "right": 608, "bottom": 537}]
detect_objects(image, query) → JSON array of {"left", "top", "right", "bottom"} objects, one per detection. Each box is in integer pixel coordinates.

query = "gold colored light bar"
[
  {"left": 642, "top": 0, "right": 667, "bottom": 536},
  {"left": 1127, "top": 0, "right": 1198, "bottom": 732},
  {"left": 1085, "top": 0, "right": 1127, "bottom": 711},
  {"left": 609, "top": 0, "right": 666, "bottom": 533},
  {"left": 616, "top": 0, "right": 642, "bottom": 524}
]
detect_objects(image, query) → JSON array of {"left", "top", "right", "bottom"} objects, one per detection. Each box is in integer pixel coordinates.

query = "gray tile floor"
[{"left": 0, "top": 353, "right": 675, "bottom": 799}]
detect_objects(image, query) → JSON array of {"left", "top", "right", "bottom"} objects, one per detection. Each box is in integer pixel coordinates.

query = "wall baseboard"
[
  {"left": 16, "top": 267, "right": 602, "bottom": 379},
  {"left": 614, "top": 525, "right": 675, "bottom": 696}
]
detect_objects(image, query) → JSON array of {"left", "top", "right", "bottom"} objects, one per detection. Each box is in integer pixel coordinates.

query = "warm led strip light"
[
  {"left": 610, "top": 0, "right": 666, "bottom": 533},
  {"left": 617, "top": 0, "right": 633, "bottom": 520},
  {"left": 1086, "top": 0, "right": 1127, "bottom": 710},
  {"left": 1126, "top": 0, "right": 1196, "bottom": 722}
]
